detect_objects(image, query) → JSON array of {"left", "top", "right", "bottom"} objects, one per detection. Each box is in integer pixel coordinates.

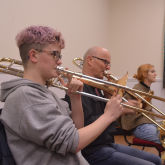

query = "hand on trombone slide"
[
  {"left": 103, "top": 95, "right": 138, "bottom": 122},
  {"left": 57, "top": 70, "right": 84, "bottom": 98}
]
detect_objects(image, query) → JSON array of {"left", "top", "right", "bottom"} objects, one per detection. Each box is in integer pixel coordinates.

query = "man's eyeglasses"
[
  {"left": 37, "top": 49, "right": 62, "bottom": 61},
  {"left": 92, "top": 56, "right": 110, "bottom": 66}
]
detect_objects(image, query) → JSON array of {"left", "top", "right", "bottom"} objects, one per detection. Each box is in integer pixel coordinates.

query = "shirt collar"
[{"left": 140, "top": 81, "right": 150, "bottom": 90}]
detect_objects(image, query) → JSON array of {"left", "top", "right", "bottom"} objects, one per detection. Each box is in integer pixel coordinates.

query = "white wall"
[{"left": 108, "top": 0, "right": 165, "bottom": 78}]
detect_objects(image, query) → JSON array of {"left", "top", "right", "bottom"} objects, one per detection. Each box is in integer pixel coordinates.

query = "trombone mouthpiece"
[
  {"left": 104, "top": 71, "right": 118, "bottom": 81},
  {"left": 56, "top": 66, "right": 64, "bottom": 71}
]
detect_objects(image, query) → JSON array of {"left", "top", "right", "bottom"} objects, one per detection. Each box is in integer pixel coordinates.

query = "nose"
[
  {"left": 106, "top": 64, "right": 110, "bottom": 70},
  {"left": 57, "top": 59, "right": 62, "bottom": 65},
  {"left": 154, "top": 71, "right": 157, "bottom": 76}
]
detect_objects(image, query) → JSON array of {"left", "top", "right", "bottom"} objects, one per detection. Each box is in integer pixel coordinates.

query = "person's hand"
[
  {"left": 57, "top": 68, "right": 83, "bottom": 98},
  {"left": 104, "top": 95, "right": 123, "bottom": 121},
  {"left": 67, "top": 77, "right": 83, "bottom": 99}
]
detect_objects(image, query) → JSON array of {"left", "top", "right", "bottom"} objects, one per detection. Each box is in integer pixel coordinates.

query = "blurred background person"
[{"left": 121, "top": 64, "right": 161, "bottom": 144}]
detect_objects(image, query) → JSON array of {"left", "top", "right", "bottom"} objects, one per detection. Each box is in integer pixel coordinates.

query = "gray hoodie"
[{"left": 0, "top": 78, "right": 88, "bottom": 165}]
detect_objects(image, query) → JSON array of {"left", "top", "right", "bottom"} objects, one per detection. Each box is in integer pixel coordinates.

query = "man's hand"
[{"left": 104, "top": 95, "right": 123, "bottom": 121}]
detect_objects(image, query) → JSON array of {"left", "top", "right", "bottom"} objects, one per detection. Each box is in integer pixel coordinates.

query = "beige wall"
[
  {"left": 0, "top": 0, "right": 164, "bottom": 78},
  {"left": 108, "top": 0, "right": 165, "bottom": 78}
]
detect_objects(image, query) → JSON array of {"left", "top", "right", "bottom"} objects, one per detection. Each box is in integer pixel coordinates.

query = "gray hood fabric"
[{"left": 0, "top": 78, "right": 88, "bottom": 165}]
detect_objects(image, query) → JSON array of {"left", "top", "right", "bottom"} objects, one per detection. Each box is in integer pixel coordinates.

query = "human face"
[
  {"left": 91, "top": 48, "right": 111, "bottom": 79},
  {"left": 37, "top": 44, "right": 62, "bottom": 81},
  {"left": 145, "top": 67, "right": 157, "bottom": 83}
]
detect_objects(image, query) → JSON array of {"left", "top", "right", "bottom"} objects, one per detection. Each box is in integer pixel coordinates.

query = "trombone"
[{"left": 1, "top": 57, "right": 165, "bottom": 132}]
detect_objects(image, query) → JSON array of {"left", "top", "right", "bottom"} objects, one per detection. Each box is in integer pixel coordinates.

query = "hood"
[{"left": 0, "top": 78, "right": 48, "bottom": 102}]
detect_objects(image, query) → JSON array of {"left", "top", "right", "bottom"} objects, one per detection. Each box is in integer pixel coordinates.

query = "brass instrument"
[
  {"left": 0, "top": 58, "right": 23, "bottom": 77},
  {"left": 72, "top": 57, "right": 165, "bottom": 132},
  {"left": 1, "top": 57, "right": 165, "bottom": 132}
]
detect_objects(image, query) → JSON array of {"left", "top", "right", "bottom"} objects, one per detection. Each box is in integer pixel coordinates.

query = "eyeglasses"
[
  {"left": 92, "top": 56, "right": 110, "bottom": 66},
  {"left": 37, "top": 49, "right": 62, "bottom": 61}
]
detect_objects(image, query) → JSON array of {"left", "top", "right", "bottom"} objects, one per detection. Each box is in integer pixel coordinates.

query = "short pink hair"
[{"left": 15, "top": 25, "right": 65, "bottom": 65}]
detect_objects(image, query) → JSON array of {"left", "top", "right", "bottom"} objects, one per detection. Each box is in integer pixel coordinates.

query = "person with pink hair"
[{"left": 0, "top": 25, "right": 134, "bottom": 165}]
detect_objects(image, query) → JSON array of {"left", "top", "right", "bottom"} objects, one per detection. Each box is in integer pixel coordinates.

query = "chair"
[
  {"left": 0, "top": 109, "right": 16, "bottom": 165},
  {"left": 114, "top": 127, "right": 164, "bottom": 157},
  {"left": 124, "top": 133, "right": 164, "bottom": 157}
]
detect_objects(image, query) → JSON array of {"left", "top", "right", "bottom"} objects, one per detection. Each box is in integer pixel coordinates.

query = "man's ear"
[{"left": 28, "top": 49, "right": 39, "bottom": 63}]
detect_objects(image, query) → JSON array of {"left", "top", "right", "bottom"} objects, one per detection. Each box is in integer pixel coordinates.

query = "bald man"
[{"left": 73, "top": 46, "right": 161, "bottom": 165}]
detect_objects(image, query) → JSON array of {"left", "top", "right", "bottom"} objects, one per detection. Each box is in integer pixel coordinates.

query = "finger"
[
  {"left": 58, "top": 76, "right": 67, "bottom": 87},
  {"left": 68, "top": 78, "right": 83, "bottom": 93}
]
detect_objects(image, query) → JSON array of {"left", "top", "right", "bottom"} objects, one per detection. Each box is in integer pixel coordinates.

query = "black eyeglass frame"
[
  {"left": 92, "top": 56, "right": 110, "bottom": 66},
  {"left": 36, "top": 49, "right": 62, "bottom": 61}
]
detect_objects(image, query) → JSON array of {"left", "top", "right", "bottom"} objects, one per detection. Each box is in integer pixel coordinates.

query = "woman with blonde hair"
[{"left": 121, "top": 64, "right": 161, "bottom": 144}]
